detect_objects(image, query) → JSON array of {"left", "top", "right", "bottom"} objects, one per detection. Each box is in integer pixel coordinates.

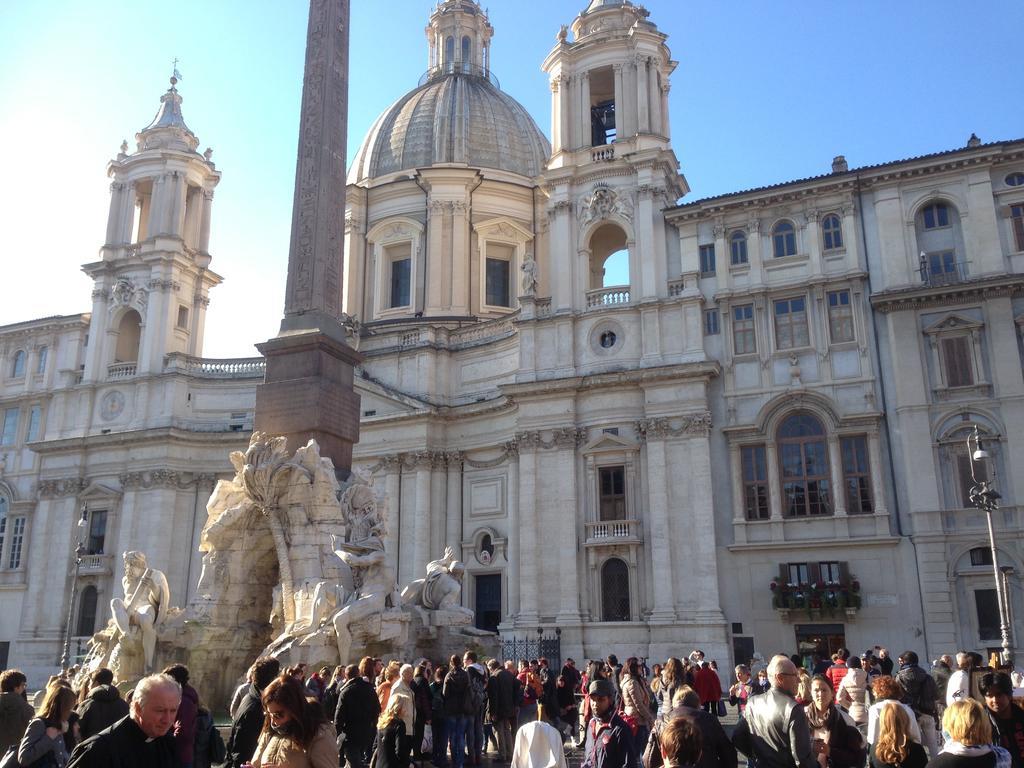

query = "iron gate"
[{"left": 500, "top": 633, "right": 562, "bottom": 669}]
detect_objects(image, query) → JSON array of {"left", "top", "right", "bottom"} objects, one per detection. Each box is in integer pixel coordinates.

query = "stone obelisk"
[{"left": 254, "top": 0, "right": 361, "bottom": 473}]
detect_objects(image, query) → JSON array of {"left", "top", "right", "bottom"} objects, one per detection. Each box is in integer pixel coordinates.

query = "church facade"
[{"left": 2, "top": 0, "right": 1024, "bottom": 682}]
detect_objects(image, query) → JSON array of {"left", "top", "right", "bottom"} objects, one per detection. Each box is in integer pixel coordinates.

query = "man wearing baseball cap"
[{"left": 582, "top": 678, "right": 635, "bottom": 768}]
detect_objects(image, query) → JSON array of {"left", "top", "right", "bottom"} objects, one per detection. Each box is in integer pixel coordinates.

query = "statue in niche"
[
  {"left": 402, "top": 546, "right": 474, "bottom": 621},
  {"left": 326, "top": 482, "right": 400, "bottom": 664},
  {"left": 521, "top": 254, "right": 539, "bottom": 296},
  {"left": 110, "top": 550, "right": 170, "bottom": 673}
]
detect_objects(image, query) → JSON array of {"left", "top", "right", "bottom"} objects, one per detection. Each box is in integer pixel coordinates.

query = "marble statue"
[
  {"left": 521, "top": 255, "right": 539, "bottom": 296},
  {"left": 110, "top": 551, "right": 170, "bottom": 673},
  {"left": 401, "top": 547, "right": 474, "bottom": 623}
]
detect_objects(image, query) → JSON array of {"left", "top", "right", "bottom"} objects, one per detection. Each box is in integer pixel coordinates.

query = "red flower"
[{"left": 770, "top": 581, "right": 778, "bottom": 591}]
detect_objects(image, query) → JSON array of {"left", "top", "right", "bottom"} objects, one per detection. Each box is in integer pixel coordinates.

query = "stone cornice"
[
  {"left": 870, "top": 274, "right": 1024, "bottom": 313},
  {"left": 500, "top": 361, "right": 720, "bottom": 399},
  {"left": 727, "top": 534, "right": 899, "bottom": 553},
  {"left": 28, "top": 426, "right": 250, "bottom": 455}
]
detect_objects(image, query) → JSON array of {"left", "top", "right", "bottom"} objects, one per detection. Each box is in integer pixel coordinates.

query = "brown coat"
[{"left": 251, "top": 722, "right": 338, "bottom": 768}]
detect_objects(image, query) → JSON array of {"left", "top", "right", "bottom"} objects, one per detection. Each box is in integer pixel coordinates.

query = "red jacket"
[
  {"left": 693, "top": 667, "right": 722, "bottom": 704},
  {"left": 825, "top": 662, "right": 848, "bottom": 692}
]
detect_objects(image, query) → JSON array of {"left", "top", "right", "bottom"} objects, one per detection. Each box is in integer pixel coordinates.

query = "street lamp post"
[
  {"left": 60, "top": 507, "right": 89, "bottom": 671},
  {"left": 967, "top": 426, "right": 1014, "bottom": 666}
]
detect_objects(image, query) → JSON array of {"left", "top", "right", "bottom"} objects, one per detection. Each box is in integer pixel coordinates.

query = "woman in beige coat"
[
  {"left": 250, "top": 674, "right": 338, "bottom": 768},
  {"left": 836, "top": 655, "right": 871, "bottom": 731},
  {"left": 620, "top": 657, "right": 655, "bottom": 756}
]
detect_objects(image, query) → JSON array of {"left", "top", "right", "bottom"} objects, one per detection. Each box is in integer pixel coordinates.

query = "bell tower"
[{"left": 81, "top": 75, "right": 222, "bottom": 383}]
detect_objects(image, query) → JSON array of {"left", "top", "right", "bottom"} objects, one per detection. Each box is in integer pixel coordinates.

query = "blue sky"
[{"left": 1, "top": 0, "right": 1022, "bottom": 357}]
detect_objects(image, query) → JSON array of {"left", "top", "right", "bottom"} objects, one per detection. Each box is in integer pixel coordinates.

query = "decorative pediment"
[
  {"left": 366, "top": 216, "right": 424, "bottom": 243},
  {"left": 582, "top": 431, "right": 639, "bottom": 455},
  {"left": 78, "top": 481, "right": 123, "bottom": 501},
  {"left": 472, "top": 217, "right": 533, "bottom": 241},
  {"left": 923, "top": 313, "right": 984, "bottom": 335}
]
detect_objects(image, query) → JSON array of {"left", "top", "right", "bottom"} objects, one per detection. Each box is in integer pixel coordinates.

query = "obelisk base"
[{"left": 254, "top": 328, "right": 362, "bottom": 475}]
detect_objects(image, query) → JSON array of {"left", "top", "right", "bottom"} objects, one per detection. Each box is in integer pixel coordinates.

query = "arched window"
[
  {"left": 76, "top": 586, "right": 98, "bottom": 637},
  {"left": 444, "top": 36, "right": 455, "bottom": 70},
  {"left": 821, "top": 214, "right": 843, "bottom": 251},
  {"left": 969, "top": 547, "right": 994, "bottom": 566},
  {"left": 11, "top": 351, "right": 25, "bottom": 378},
  {"left": 0, "top": 492, "right": 7, "bottom": 559},
  {"left": 777, "top": 412, "right": 832, "bottom": 517},
  {"left": 729, "top": 230, "right": 748, "bottom": 265},
  {"left": 601, "top": 558, "right": 630, "bottom": 621},
  {"left": 1006, "top": 173, "right": 1024, "bottom": 187},
  {"left": 772, "top": 221, "right": 797, "bottom": 258},
  {"left": 461, "top": 36, "right": 471, "bottom": 72},
  {"left": 915, "top": 200, "right": 963, "bottom": 284},
  {"left": 587, "top": 222, "right": 629, "bottom": 294},
  {"left": 114, "top": 310, "right": 142, "bottom": 364}
]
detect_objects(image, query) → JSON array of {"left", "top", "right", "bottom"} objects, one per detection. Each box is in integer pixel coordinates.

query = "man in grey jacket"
[{"left": 732, "top": 654, "right": 815, "bottom": 768}]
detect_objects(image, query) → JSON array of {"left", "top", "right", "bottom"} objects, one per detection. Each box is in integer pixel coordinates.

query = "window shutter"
[
  {"left": 941, "top": 336, "right": 974, "bottom": 387},
  {"left": 779, "top": 563, "right": 789, "bottom": 583},
  {"left": 808, "top": 562, "right": 822, "bottom": 586},
  {"left": 839, "top": 561, "right": 850, "bottom": 584}
]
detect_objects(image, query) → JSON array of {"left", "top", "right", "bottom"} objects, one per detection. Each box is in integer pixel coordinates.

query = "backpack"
[
  {"left": 209, "top": 722, "right": 227, "bottom": 765},
  {"left": 468, "top": 673, "right": 486, "bottom": 712}
]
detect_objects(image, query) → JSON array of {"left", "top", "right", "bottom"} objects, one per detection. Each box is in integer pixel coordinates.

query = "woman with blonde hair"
[
  {"left": 930, "top": 699, "right": 1012, "bottom": 768},
  {"left": 372, "top": 697, "right": 410, "bottom": 768},
  {"left": 869, "top": 702, "right": 928, "bottom": 768},
  {"left": 16, "top": 681, "right": 76, "bottom": 767},
  {"left": 796, "top": 668, "right": 813, "bottom": 705},
  {"left": 377, "top": 661, "right": 401, "bottom": 711},
  {"left": 249, "top": 674, "right": 337, "bottom": 767}
]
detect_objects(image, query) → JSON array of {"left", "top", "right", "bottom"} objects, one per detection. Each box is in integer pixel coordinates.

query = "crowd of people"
[{"left": 0, "top": 645, "right": 1022, "bottom": 768}]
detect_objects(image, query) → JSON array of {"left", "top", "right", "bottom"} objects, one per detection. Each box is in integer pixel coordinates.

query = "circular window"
[
  {"left": 1006, "top": 172, "right": 1024, "bottom": 187},
  {"left": 599, "top": 331, "right": 617, "bottom": 348}
]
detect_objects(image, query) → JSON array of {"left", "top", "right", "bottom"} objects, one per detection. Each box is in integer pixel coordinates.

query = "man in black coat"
[
  {"left": 336, "top": 661, "right": 380, "bottom": 768},
  {"left": 78, "top": 668, "right": 130, "bottom": 740},
  {"left": 224, "top": 656, "right": 280, "bottom": 768},
  {"left": 66, "top": 673, "right": 181, "bottom": 768},
  {"left": 487, "top": 659, "right": 518, "bottom": 762},
  {"left": 645, "top": 687, "right": 738, "bottom": 768}
]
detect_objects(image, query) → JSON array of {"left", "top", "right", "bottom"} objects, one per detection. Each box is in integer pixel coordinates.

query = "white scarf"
[{"left": 942, "top": 740, "right": 1013, "bottom": 768}]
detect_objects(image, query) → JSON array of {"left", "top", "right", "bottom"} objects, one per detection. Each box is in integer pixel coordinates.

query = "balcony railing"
[
  {"left": 585, "top": 519, "right": 641, "bottom": 545},
  {"left": 919, "top": 257, "right": 970, "bottom": 287},
  {"left": 107, "top": 362, "right": 137, "bottom": 380},
  {"left": 591, "top": 146, "right": 615, "bottom": 162},
  {"left": 586, "top": 285, "right": 630, "bottom": 309},
  {"left": 79, "top": 554, "right": 113, "bottom": 575},
  {"left": 770, "top": 578, "right": 861, "bottom": 620}
]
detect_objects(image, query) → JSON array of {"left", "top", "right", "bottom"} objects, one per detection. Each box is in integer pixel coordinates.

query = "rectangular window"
[
  {"left": 732, "top": 304, "right": 756, "bottom": 355},
  {"left": 1, "top": 409, "right": 18, "bottom": 446},
  {"left": 970, "top": 548, "right": 994, "bottom": 566},
  {"left": 788, "top": 563, "right": 809, "bottom": 586},
  {"left": 7, "top": 517, "right": 25, "bottom": 569},
  {"left": 485, "top": 244, "right": 514, "bottom": 308},
  {"left": 1012, "top": 204, "right": 1024, "bottom": 252},
  {"left": 598, "top": 466, "right": 626, "bottom": 521},
  {"left": 819, "top": 561, "right": 841, "bottom": 585},
  {"left": 388, "top": 246, "right": 412, "bottom": 309},
  {"left": 774, "top": 297, "right": 810, "bottom": 349},
  {"left": 827, "top": 290, "right": 854, "bottom": 343},
  {"left": 976, "top": 588, "right": 1001, "bottom": 640},
  {"left": 26, "top": 406, "right": 41, "bottom": 443},
  {"left": 704, "top": 309, "right": 720, "bottom": 336},
  {"left": 841, "top": 435, "right": 874, "bottom": 514},
  {"left": 87, "top": 510, "right": 107, "bottom": 555},
  {"left": 941, "top": 336, "right": 975, "bottom": 387},
  {"left": 699, "top": 244, "right": 716, "bottom": 276},
  {"left": 36, "top": 347, "right": 47, "bottom": 375},
  {"left": 741, "top": 445, "right": 769, "bottom": 520},
  {"left": 0, "top": 516, "right": 5, "bottom": 565},
  {"left": 730, "top": 234, "right": 748, "bottom": 265},
  {"left": 176, "top": 306, "right": 190, "bottom": 330},
  {"left": 923, "top": 203, "right": 950, "bottom": 229}
]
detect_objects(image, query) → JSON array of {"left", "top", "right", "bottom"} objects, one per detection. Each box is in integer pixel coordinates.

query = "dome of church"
[{"left": 347, "top": 70, "right": 551, "bottom": 184}]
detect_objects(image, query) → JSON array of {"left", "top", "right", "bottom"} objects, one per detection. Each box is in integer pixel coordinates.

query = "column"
[
  {"left": 413, "top": 453, "right": 433, "bottom": 579},
  {"left": 426, "top": 201, "right": 445, "bottom": 311},
  {"left": 384, "top": 456, "right": 402, "bottom": 576},
  {"left": 636, "top": 56, "right": 650, "bottom": 133},
  {"left": 686, "top": 433, "right": 727, "bottom": 624},
  {"left": 729, "top": 443, "right": 747, "bottom": 543},
  {"left": 119, "top": 184, "right": 138, "bottom": 243},
  {"left": 198, "top": 190, "right": 214, "bottom": 253},
  {"left": 621, "top": 60, "right": 637, "bottom": 138},
  {"left": 637, "top": 187, "right": 656, "bottom": 299},
  {"left": 765, "top": 442, "right": 783, "bottom": 520},
  {"left": 147, "top": 174, "right": 166, "bottom": 236},
  {"left": 451, "top": 202, "right": 469, "bottom": 314},
  {"left": 644, "top": 432, "right": 676, "bottom": 622},
  {"left": 828, "top": 436, "right": 848, "bottom": 516},
  {"left": 517, "top": 436, "right": 539, "bottom": 625},
  {"left": 568, "top": 75, "right": 580, "bottom": 150},
  {"left": 612, "top": 64, "right": 624, "bottom": 140},
  {"left": 169, "top": 172, "right": 185, "bottom": 236},
  {"left": 661, "top": 80, "right": 671, "bottom": 139},
  {"left": 550, "top": 79, "right": 561, "bottom": 153},
  {"left": 506, "top": 451, "right": 520, "bottom": 623},
  {"left": 556, "top": 439, "right": 582, "bottom": 623},
  {"left": 579, "top": 72, "right": 591, "bottom": 149},
  {"left": 445, "top": 452, "right": 463, "bottom": 554},
  {"left": 648, "top": 60, "right": 662, "bottom": 136},
  {"left": 558, "top": 76, "right": 571, "bottom": 153},
  {"left": 866, "top": 432, "right": 889, "bottom": 516},
  {"left": 105, "top": 182, "right": 125, "bottom": 244}
]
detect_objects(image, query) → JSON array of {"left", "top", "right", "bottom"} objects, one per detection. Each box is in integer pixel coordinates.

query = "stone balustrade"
[
  {"left": 585, "top": 518, "right": 641, "bottom": 545},
  {"left": 585, "top": 285, "right": 631, "bottom": 309},
  {"left": 79, "top": 553, "right": 112, "bottom": 575},
  {"left": 107, "top": 362, "right": 137, "bottom": 380},
  {"left": 163, "top": 353, "right": 266, "bottom": 379},
  {"left": 591, "top": 146, "right": 615, "bottom": 162}
]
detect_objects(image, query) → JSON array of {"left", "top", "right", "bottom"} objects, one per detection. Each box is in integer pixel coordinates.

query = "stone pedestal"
[{"left": 254, "top": 329, "right": 362, "bottom": 473}]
